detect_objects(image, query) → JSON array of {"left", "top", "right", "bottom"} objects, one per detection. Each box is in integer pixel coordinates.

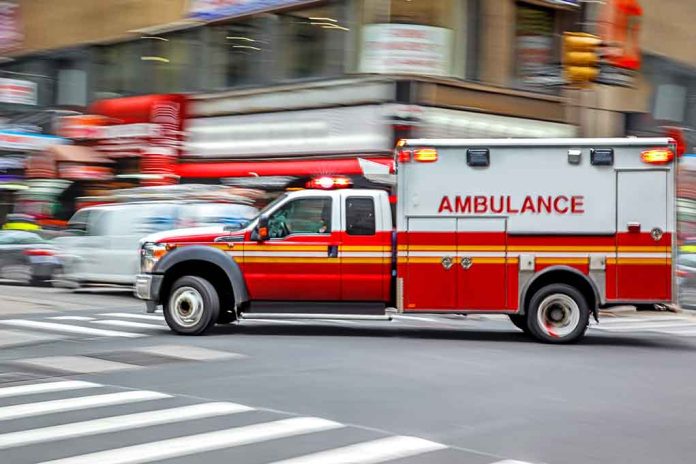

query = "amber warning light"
[
  {"left": 398, "top": 148, "right": 438, "bottom": 163},
  {"left": 641, "top": 148, "right": 675, "bottom": 165}
]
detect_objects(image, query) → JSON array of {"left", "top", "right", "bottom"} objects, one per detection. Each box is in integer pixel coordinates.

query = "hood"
[{"left": 140, "top": 226, "right": 229, "bottom": 245}]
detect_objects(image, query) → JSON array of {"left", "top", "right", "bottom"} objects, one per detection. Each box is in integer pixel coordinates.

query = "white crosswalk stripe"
[
  {"left": 40, "top": 417, "right": 345, "bottom": 464},
  {"left": 0, "top": 381, "right": 100, "bottom": 399},
  {"left": 269, "top": 435, "right": 448, "bottom": 464},
  {"left": 98, "top": 313, "right": 164, "bottom": 321},
  {"left": 591, "top": 316, "right": 696, "bottom": 336},
  {"left": 91, "top": 320, "right": 169, "bottom": 331},
  {"left": 0, "top": 319, "right": 144, "bottom": 338},
  {"left": 0, "top": 402, "right": 252, "bottom": 450},
  {"left": 0, "top": 390, "right": 169, "bottom": 421}
]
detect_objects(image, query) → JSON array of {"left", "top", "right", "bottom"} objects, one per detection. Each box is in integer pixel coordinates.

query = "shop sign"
[
  {"left": 189, "top": 0, "right": 312, "bottom": 21},
  {"left": 0, "top": 131, "right": 67, "bottom": 151},
  {"left": 186, "top": 105, "right": 391, "bottom": 158},
  {"left": 0, "top": 78, "right": 37, "bottom": 105},
  {"left": 359, "top": 24, "right": 452, "bottom": 77},
  {"left": 58, "top": 120, "right": 162, "bottom": 140},
  {"left": 0, "top": 2, "right": 22, "bottom": 51},
  {"left": 58, "top": 164, "right": 112, "bottom": 181}
]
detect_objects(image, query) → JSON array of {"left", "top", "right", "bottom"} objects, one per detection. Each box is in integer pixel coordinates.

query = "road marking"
[
  {"left": 593, "top": 321, "right": 696, "bottom": 331},
  {"left": 98, "top": 313, "right": 163, "bottom": 321},
  {"left": 48, "top": 316, "right": 95, "bottom": 321},
  {"left": 491, "top": 461, "right": 536, "bottom": 464},
  {"left": 39, "top": 417, "right": 344, "bottom": 464},
  {"left": 0, "top": 381, "right": 101, "bottom": 399},
  {"left": 91, "top": 320, "right": 168, "bottom": 331},
  {"left": 596, "top": 317, "right": 691, "bottom": 324},
  {"left": 16, "top": 356, "right": 139, "bottom": 374},
  {"left": 0, "top": 390, "right": 169, "bottom": 421},
  {"left": 0, "top": 320, "right": 143, "bottom": 338},
  {"left": 134, "top": 345, "right": 245, "bottom": 361},
  {"left": 0, "top": 402, "right": 253, "bottom": 450},
  {"left": 269, "top": 435, "right": 448, "bottom": 464}
]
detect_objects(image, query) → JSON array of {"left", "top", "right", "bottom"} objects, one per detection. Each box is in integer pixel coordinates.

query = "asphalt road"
[{"left": 1, "top": 284, "right": 696, "bottom": 464}]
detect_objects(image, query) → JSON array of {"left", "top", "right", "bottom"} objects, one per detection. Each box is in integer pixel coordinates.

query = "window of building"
[
  {"left": 142, "top": 31, "right": 201, "bottom": 94},
  {"left": 346, "top": 197, "right": 376, "bottom": 236},
  {"left": 207, "top": 18, "right": 268, "bottom": 89},
  {"left": 513, "top": 2, "right": 561, "bottom": 93},
  {"left": 94, "top": 41, "right": 144, "bottom": 98},
  {"left": 268, "top": 197, "right": 332, "bottom": 238},
  {"left": 276, "top": 4, "right": 348, "bottom": 80}
]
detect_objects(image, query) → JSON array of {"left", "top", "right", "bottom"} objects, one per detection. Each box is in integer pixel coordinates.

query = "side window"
[
  {"left": 346, "top": 197, "right": 376, "bottom": 236},
  {"left": 268, "top": 198, "right": 332, "bottom": 239}
]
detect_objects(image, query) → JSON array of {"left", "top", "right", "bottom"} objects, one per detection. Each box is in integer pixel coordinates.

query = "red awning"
[{"left": 175, "top": 158, "right": 394, "bottom": 178}]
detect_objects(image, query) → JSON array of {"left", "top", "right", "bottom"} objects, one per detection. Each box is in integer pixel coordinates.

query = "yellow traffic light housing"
[{"left": 563, "top": 32, "right": 601, "bottom": 85}]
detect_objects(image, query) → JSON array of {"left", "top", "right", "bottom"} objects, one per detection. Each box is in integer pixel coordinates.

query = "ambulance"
[{"left": 135, "top": 138, "right": 678, "bottom": 343}]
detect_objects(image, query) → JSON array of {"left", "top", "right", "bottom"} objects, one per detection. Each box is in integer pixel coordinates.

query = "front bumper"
[{"left": 134, "top": 274, "right": 163, "bottom": 313}]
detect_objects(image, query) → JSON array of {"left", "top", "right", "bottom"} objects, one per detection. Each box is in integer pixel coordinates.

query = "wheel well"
[
  {"left": 523, "top": 269, "right": 597, "bottom": 314},
  {"left": 159, "top": 260, "right": 235, "bottom": 313}
]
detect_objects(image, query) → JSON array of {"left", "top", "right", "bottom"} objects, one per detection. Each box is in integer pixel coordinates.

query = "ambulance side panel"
[{"left": 396, "top": 139, "right": 675, "bottom": 312}]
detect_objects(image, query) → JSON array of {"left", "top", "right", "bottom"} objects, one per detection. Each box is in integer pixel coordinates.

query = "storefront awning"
[{"left": 175, "top": 157, "right": 394, "bottom": 178}]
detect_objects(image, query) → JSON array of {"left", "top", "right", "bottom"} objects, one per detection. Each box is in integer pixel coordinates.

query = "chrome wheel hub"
[
  {"left": 537, "top": 293, "right": 580, "bottom": 338},
  {"left": 170, "top": 286, "right": 204, "bottom": 328}
]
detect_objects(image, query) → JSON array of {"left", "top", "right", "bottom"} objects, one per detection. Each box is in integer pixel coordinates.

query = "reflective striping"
[
  {"left": 0, "top": 381, "right": 101, "bottom": 399},
  {"left": 0, "top": 402, "right": 253, "bottom": 450},
  {"left": 91, "top": 320, "right": 168, "bottom": 331},
  {"left": 0, "top": 320, "right": 144, "bottom": 338},
  {"left": 269, "top": 435, "right": 448, "bottom": 464},
  {"left": 39, "top": 417, "right": 344, "bottom": 464},
  {"left": 0, "top": 391, "right": 169, "bottom": 421},
  {"left": 244, "top": 257, "right": 340, "bottom": 264},
  {"left": 98, "top": 313, "right": 163, "bottom": 321}
]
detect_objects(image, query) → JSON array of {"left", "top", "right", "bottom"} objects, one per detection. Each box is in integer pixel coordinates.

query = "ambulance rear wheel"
[
  {"left": 526, "top": 284, "right": 590, "bottom": 344},
  {"left": 164, "top": 276, "right": 220, "bottom": 335},
  {"left": 508, "top": 314, "right": 530, "bottom": 334}
]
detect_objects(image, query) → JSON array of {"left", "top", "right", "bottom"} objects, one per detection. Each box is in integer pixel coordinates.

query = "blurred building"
[{"left": 0, "top": 0, "right": 692, "bottom": 183}]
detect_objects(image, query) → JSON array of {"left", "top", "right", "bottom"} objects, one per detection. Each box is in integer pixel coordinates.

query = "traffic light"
[{"left": 562, "top": 32, "right": 601, "bottom": 85}]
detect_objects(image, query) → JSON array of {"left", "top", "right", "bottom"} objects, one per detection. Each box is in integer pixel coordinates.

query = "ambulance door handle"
[
  {"left": 327, "top": 245, "right": 339, "bottom": 258},
  {"left": 441, "top": 256, "right": 453, "bottom": 270}
]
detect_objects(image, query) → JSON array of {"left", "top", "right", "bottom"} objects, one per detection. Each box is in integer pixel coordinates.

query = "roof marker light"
[
  {"left": 641, "top": 148, "right": 674, "bottom": 165},
  {"left": 413, "top": 148, "right": 438, "bottom": 163},
  {"left": 306, "top": 176, "right": 352, "bottom": 190}
]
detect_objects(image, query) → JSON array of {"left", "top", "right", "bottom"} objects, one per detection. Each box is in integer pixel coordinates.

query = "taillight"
[
  {"left": 677, "top": 269, "right": 689, "bottom": 278},
  {"left": 397, "top": 150, "right": 412, "bottom": 163},
  {"left": 23, "top": 249, "right": 54, "bottom": 257},
  {"left": 641, "top": 148, "right": 674, "bottom": 165},
  {"left": 413, "top": 148, "right": 438, "bottom": 162}
]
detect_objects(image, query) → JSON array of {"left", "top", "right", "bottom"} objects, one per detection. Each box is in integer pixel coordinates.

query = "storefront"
[
  {"left": 0, "top": 130, "right": 67, "bottom": 223},
  {"left": 180, "top": 76, "right": 576, "bottom": 185}
]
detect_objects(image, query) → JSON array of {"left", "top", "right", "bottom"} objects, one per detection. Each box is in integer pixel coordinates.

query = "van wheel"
[
  {"left": 164, "top": 276, "right": 220, "bottom": 335},
  {"left": 508, "top": 314, "right": 530, "bottom": 334},
  {"left": 526, "top": 283, "right": 590, "bottom": 344}
]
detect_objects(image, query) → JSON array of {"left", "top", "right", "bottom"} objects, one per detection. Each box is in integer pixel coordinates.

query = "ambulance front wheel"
[
  {"left": 164, "top": 276, "right": 220, "bottom": 335},
  {"left": 526, "top": 283, "right": 590, "bottom": 344}
]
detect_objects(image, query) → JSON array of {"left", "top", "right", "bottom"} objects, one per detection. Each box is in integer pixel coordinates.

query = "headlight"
[{"left": 140, "top": 242, "right": 168, "bottom": 273}]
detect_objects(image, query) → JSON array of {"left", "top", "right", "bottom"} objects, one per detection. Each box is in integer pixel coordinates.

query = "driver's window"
[{"left": 268, "top": 198, "right": 332, "bottom": 239}]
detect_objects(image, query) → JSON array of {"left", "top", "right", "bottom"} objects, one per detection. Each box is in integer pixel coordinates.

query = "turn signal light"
[
  {"left": 397, "top": 150, "right": 412, "bottom": 163},
  {"left": 413, "top": 148, "right": 438, "bottom": 163},
  {"left": 641, "top": 148, "right": 675, "bottom": 165},
  {"left": 23, "top": 249, "right": 54, "bottom": 256}
]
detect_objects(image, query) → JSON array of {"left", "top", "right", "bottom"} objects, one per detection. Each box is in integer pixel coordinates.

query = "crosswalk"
[
  {"left": 0, "top": 379, "right": 525, "bottom": 464},
  {"left": 2, "top": 309, "right": 696, "bottom": 344}
]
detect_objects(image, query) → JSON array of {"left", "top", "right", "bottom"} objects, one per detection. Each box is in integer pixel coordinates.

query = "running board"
[{"left": 239, "top": 313, "right": 392, "bottom": 321}]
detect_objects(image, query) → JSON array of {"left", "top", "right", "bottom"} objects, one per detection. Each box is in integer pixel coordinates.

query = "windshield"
[{"left": 251, "top": 193, "right": 289, "bottom": 222}]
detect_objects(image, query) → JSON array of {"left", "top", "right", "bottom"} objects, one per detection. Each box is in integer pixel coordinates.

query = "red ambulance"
[{"left": 135, "top": 138, "right": 678, "bottom": 343}]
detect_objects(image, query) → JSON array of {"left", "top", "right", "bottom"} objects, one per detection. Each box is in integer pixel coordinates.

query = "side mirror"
[{"left": 256, "top": 215, "right": 270, "bottom": 242}]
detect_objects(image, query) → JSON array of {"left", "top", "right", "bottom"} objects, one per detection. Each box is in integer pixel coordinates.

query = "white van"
[{"left": 53, "top": 201, "right": 258, "bottom": 286}]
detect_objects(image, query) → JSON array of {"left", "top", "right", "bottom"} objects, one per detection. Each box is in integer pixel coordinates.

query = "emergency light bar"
[{"left": 306, "top": 176, "right": 352, "bottom": 190}]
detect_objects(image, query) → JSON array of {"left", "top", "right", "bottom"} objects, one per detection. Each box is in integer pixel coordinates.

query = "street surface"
[{"left": 1, "top": 284, "right": 696, "bottom": 464}]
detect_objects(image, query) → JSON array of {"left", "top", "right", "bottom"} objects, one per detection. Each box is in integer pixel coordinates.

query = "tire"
[
  {"left": 508, "top": 314, "right": 530, "bottom": 334},
  {"left": 526, "top": 283, "right": 590, "bottom": 344},
  {"left": 164, "top": 276, "right": 220, "bottom": 335}
]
